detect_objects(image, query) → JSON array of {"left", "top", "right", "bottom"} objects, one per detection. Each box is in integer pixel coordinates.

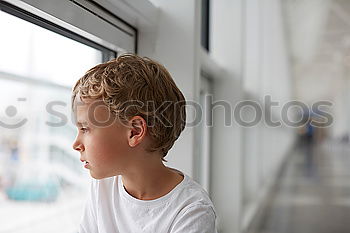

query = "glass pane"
[
  {"left": 0, "top": 10, "right": 102, "bottom": 87},
  {"left": 0, "top": 10, "right": 103, "bottom": 233}
]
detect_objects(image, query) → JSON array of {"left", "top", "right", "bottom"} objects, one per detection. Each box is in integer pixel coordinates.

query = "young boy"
[{"left": 72, "top": 54, "right": 217, "bottom": 232}]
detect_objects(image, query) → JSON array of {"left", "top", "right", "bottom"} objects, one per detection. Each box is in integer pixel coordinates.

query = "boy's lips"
[
  {"left": 84, "top": 162, "right": 90, "bottom": 169},
  {"left": 80, "top": 159, "right": 90, "bottom": 168}
]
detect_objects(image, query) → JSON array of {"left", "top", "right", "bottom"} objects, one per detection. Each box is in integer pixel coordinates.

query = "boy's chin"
[{"left": 90, "top": 171, "right": 116, "bottom": 180}]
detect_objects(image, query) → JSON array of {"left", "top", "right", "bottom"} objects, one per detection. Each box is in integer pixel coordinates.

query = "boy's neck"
[{"left": 120, "top": 158, "right": 184, "bottom": 200}]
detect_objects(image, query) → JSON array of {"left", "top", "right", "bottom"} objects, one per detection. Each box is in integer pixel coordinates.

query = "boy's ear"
[{"left": 127, "top": 116, "right": 147, "bottom": 147}]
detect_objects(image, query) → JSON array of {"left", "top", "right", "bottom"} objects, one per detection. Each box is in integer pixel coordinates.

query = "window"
[
  {"left": 201, "top": 0, "right": 210, "bottom": 51},
  {"left": 0, "top": 1, "right": 135, "bottom": 232}
]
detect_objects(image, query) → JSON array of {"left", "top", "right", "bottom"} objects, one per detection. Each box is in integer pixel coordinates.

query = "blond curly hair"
[{"left": 72, "top": 54, "right": 186, "bottom": 159}]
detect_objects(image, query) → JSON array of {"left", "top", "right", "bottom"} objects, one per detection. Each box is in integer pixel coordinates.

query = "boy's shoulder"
[{"left": 175, "top": 173, "right": 214, "bottom": 206}]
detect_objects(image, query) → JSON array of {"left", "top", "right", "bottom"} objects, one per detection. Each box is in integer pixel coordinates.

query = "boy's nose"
[{"left": 73, "top": 140, "right": 85, "bottom": 152}]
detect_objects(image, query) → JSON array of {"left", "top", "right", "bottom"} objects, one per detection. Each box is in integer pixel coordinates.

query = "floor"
[{"left": 248, "top": 140, "right": 350, "bottom": 233}]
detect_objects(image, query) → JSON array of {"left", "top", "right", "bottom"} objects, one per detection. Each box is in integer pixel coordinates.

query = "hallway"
[{"left": 248, "top": 141, "right": 350, "bottom": 233}]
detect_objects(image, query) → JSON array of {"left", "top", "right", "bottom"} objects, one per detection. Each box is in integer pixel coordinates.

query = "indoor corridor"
[{"left": 248, "top": 140, "right": 350, "bottom": 233}]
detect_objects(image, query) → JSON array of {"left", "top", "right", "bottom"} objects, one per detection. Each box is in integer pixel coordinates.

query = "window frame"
[{"left": 1, "top": 0, "right": 137, "bottom": 56}]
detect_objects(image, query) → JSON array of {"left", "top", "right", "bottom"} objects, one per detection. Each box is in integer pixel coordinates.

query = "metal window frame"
[
  {"left": 0, "top": 0, "right": 139, "bottom": 88},
  {"left": 2, "top": 0, "right": 137, "bottom": 55},
  {"left": 0, "top": 1, "right": 116, "bottom": 62}
]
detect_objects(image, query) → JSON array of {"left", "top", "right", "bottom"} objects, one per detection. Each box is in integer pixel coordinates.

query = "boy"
[{"left": 72, "top": 54, "right": 217, "bottom": 232}]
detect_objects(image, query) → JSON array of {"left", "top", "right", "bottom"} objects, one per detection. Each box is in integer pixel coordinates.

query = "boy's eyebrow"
[{"left": 75, "top": 121, "right": 88, "bottom": 126}]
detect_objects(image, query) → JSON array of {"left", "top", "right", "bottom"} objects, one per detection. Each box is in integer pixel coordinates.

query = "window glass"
[
  {"left": 0, "top": 9, "right": 105, "bottom": 232},
  {"left": 201, "top": 0, "right": 210, "bottom": 51}
]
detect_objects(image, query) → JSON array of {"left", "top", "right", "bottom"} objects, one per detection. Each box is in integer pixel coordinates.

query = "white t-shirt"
[{"left": 79, "top": 170, "right": 217, "bottom": 233}]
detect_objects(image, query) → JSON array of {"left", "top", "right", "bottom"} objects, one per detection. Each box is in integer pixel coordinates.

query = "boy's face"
[{"left": 72, "top": 98, "right": 132, "bottom": 179}]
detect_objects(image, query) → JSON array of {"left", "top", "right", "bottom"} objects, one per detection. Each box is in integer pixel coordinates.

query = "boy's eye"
[{"left": 79, "top": 127, "right": 89, "bottom": 133}]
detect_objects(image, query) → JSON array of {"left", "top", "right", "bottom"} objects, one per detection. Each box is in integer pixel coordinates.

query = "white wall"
[
  {"left": 139, "top": 0, "right": 201, "bottom": 177},
  {"left": 209, "top": 0, "right": 245, "bottom": 232},
  {"left": 241, "top": 0, "right": 263, "bottom": 227},
  {"left": 243, "top": 0, "right": 296, "bottom": 231},
  {"left": 210, "top": 0, "right": 296, "bottom": 232},
  {"left": 260, "top": 0, "right": 295, "bottom": 184}
]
